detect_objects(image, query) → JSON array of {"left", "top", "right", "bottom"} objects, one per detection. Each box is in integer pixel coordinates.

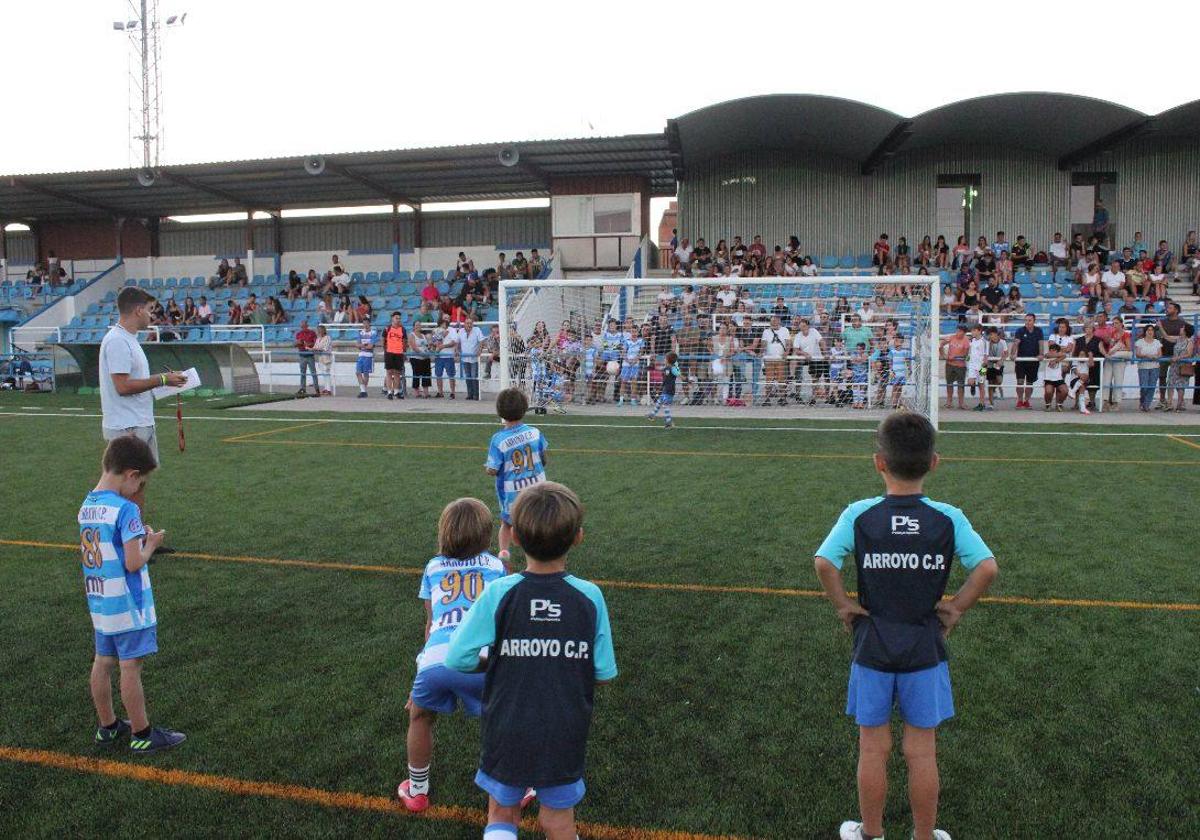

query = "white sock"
[
  {"left": 407, "top": 764, "right": 429, "bottom": 795},
  {"left": 483, "top": 824, "right": 518, "bottom": 840}
]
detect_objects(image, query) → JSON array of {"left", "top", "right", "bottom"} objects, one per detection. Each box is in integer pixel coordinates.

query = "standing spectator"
[
  {"left": 480, "top": 324, "right": 501, "bottom": 381},
  {"left": 1155, "top": 302, "right": 1187, "bottom": 408},
  {"left": 354, "top": 319, "right": 379, "bottom": 399},
  {"left": 230, "top": 257, "right": 248, "bottom": 287},
  {"left": 1134, "top": 325, "right": 1162, "bottom": 411},
  {"left": 1010, "top": 313, "right": 1044, "bottom": 409},
  {"left": 458, "top": 315, "right": 485, "bottom": 401},
  {"left": 314, "top": 325, "right": 333, "bottom": 395},
  {"left": 455, "top": 252, "right": 475, "bottom": 279},
  {"left": 791, "top": 318, "right": 825, "bottom": 404},
  {"left": 940, "top": 323, "right": 970, "bottom": 410},
  {"left": 294, "top": 319, "right": 319, "bottom": 397},
  {"left": 760, "top": 314, "right": 790, "bottom": 406},
  {"left": 382, "top": 312, "right": 408, "bottom": 400},
  {"left": 432, "top": 316, "right": 460, "bottom": 399},
  {"left": 1074, "top": 321, "right": 1104, "bottom": 412},
  {"left": 1092, "top": 199, "right": 1109, "bottom": 244},
  {"left": 408, "top": 324, "right": 432, "bottom": 398},
  {"left": 1157, "top": 321, "right": 1195, "bottom": 411},
  {"left": 1102, "top": 315, "right": 1131, "bottom": 408}
]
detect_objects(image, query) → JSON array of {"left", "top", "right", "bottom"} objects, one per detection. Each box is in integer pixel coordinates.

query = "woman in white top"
[
  {"left": 314, "top": 325, "right": 333, "bottom": 395},
  {"left": 1043, "top": 318, "right": 1076, "bottom": 410},
  {"left": 799, "top": 256, "right": 818, "bottom": 277},
  {"left": 1134, "top": 325, "right": 1163, "bottom": 411},
  {"left": 711, "top": 320, "right": 739, "bottom": 405}
]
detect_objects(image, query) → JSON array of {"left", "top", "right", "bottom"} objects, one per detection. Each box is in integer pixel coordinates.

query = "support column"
[
  {"left": 0, "top": 222, "right": 7, "bottom": 283},
  {"left": 412, "top": 204, "right": 423, "bottom": 270},
  {"left": 114, "top": 217, "right": 126, "bottom": 261},
  {"left": 147, "top": 217, "right": 159, "bottom": 280},
  {"left": 391, "top": 202, "right": 401, "bottom": 274},
  {"left": 245, "top": 210, "right": 255, "bottom": 282},
  {"left": 272, "top": 210, "right": 283, "bottom": 277}
]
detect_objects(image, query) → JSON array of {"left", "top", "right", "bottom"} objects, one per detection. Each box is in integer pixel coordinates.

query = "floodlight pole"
[{"left": 139, "top": 0, "right": 151, "bottom": 169}]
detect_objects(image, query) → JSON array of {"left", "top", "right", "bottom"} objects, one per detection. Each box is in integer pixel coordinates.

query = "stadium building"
[{"left": 2, "top": 92, "right": 1198, "bottom": 399}]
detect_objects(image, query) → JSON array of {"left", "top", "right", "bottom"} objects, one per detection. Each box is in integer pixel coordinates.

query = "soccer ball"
[{"left": 606, "top": 361, "right": 620, "bottom": 375}]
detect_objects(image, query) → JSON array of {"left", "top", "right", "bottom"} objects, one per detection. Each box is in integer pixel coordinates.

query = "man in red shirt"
[
  {"left": 940, "top": 323, "right": 971, "bottom": 410},
  {"left": 749, "top": 235, "right": 767, "bottom": 261},
  {"left": 294, "top": 319, "right": 319, "bottom": 397},
  {"left": 383, "top": 311, "right": 407, "bottom": 400}
]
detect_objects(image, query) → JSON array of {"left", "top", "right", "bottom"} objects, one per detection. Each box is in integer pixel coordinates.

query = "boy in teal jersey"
[
  {"left": 486, "top": 388, "right": 549, "bottom": 563},
  {"left": 395, "top": 498, "right": 510, "bottom": 813},
  {"left": 815, "top": 413, "right": 997, "bottom": 840},
  {"left": 78, "top": 436, "right": 185, "bottom": 755}
]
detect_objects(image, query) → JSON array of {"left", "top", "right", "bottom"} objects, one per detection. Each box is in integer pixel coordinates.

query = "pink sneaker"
[
  {"left": 395, "top": 780, "right": 430, "bottom": 813},
  {"left": 521, "top": 788, "right": 537, "bottom": 809}
]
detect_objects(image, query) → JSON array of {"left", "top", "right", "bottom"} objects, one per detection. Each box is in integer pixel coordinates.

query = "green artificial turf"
[{"left": 0, "top": 393, "right": 1197, "bottom": 838}]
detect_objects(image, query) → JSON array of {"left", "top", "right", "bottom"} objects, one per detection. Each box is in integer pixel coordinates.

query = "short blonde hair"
[
  {"left": 510, "top": 482, "right": 584, "bottom": 561},
  {"left": 437, "top": 498, "right": 493, "bottom": 560}
]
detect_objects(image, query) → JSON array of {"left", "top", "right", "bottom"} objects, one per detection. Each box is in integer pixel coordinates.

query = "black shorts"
[
  {"left": 1014, "top": 360, "right": 1040, "bottom": 384},
  {"left": 384, "top": 352, "right": 406, "bottom": 371},
  {"left": 945, "top": 365, "right": 966, "bottom": 386},
  {"left": 986, "top": 367, "right": 1003, "bottom": 385}
]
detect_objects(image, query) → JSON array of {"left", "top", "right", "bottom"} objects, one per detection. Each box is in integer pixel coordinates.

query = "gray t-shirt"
[{"left": 99, "top": 324, "right": 153, "bottom": 430}]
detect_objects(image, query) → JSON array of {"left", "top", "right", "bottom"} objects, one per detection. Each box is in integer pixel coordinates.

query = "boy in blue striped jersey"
[
  {"left": 395, "top": 498, "right": 511, "bottom": 813},
  {"left": 487, "top": 388, "right": 549, "bottom": 563},
  {"left": 79, "top": 436, "right": 185, "bottom": 755}
]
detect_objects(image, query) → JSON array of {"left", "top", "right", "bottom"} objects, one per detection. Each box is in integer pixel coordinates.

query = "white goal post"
[{"left": 499, "top": 276, "right": 940, "bottom": 428}]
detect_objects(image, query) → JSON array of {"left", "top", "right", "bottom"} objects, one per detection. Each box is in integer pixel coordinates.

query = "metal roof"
[
  {"left": 0, "top": 135, "right": 676, "bottom": 222},
  {"left": 667, "top": 92, "right": 1200, "bottom": 174}
]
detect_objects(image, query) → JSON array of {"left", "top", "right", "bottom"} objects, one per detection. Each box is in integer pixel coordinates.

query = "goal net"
[{"left": 498, "top": 276, "right": 939, "bottom": 426}]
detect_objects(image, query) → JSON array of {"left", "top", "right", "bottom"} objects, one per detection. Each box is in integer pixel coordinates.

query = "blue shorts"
[
  {"left": 846, "top": 661, "right": 954, "bottom": 729},
  {"left": 410, "top": 665, "right": 484, "bottom": 716},
  {"left": 475, "top": 769, "right": 585, "bottom": 810},
  {"left": 620, "top": 364, "right": 639, "bottom": 381},
  {"left": 94, "top": 627, "right": 158, "bottom": 661},
  {"left": 355, "top": 356, "right": 374, "bottom": 375},
  {"left": 657, "top": 392, "right": 674, "bottom": 405},
  {"left": 890, "top": 375, "right": 908, "bottom": 386},
  {"left": 435, "top": 357, "right": 456, "bottom": 378}
]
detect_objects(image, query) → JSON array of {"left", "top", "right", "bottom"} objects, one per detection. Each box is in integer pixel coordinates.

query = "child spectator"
[
  {"left": 815, "top": 413, "right": 997, "bottom": 840},
  {"left": 395, "top": 498, "right": 510, "bottom": 813},
  {"left": 966, "top": 323, "right": 988, "bottom": 410},
  {"left": 446, "top": 482, "right": 617, "bottom": 840},
  {"left": 486, "top": 388, "right": 549, "bottom": 563},
  {"left": 80, "top": 436, "right": 186, "bottom": 755},
  {"left": 355, "top": 319, "right": 379, "bottom": 398},
  {"left": 646, "top": 350, "right": 679, "bottom": 428}
]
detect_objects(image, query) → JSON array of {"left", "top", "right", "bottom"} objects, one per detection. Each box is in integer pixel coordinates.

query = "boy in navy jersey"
[
  {"left": 646, "top": 351, "right": 679, "bottom": 428},
  {"left": 447, "top": 482, "right": 617, "bottom": 840},
  {"left": 815, "top": 413, "right": 998, "bottom": 840}
]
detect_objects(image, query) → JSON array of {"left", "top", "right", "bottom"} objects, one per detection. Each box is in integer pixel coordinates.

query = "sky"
[{"left": 4, "top": 0, "right": 1197, "bottom": 220}]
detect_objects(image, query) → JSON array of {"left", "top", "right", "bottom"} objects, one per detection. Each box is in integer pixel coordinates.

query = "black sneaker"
[
  {"left": 387, "top": 393, "right": 394, "bottom": 401},
  {"left": 95, "top": 719, "right": 131, "bottom": 747},
  {"left": 130, "top": 727, "right": 186, "bottom": 755}
]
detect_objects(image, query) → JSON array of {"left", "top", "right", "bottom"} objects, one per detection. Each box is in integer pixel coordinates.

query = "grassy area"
[{"left": 1, "top": 394, "right": 1198, "bottom": 838}]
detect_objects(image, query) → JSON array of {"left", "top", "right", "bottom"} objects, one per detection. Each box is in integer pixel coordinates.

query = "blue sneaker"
[
  {"left": 129, "top": 727, "right": 187, "bottom": 755},
  {"left": 94, "top": 719, "right": 131, "bottom": 747}
]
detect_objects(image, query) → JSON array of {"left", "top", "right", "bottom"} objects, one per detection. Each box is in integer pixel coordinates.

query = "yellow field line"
[
  {"left": 221, "top": 420, "right": 330, "bottom": 442},
  {"left": 0, "top": 745, "right": 751, "bottom": 840},
  {"left": 221, "top": 436, "right": 1200, "bottom": 467},
  {"left": 3, "top": 539, "right": 1197, "bottom": 612},
  {"left": 1168, "top": 434, "right": 1200, "bottom": 451}
]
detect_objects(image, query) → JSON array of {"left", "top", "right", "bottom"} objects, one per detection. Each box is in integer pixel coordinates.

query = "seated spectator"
[
  {"left": 973, "top": 235, "right": 990, "bottom": 262},
  {"left": 951, "top": 235, "right": 971, "bottom": 269},
  {"left": 782, "top": 255, "right": 800, "bottom": 276},
  {"left": 285, "top": 270, "right": 303, "bottom": 301},
  {"left": 511, "top": 251, "right": 529, "bottom": 279},
  {"left": 672, "top": 238, "right": 693, "bottom": 278},
  {"left": 770, "top": 295, "right": 790, "bottom": 317},
  {"left": 230, "top": 258, "right": 248, "bottom": 287},
  {"left": 1068, "top": 232, "right": 1086, "bottom": 263},
  {"left": 1116, "top": 291, "right": 1140, "bottom": 318},
  {"left": 916, "top": 235, "right": 933, "bottom": 267},
  {"left": 1003, "top": 286, "right": 1024, "bottom": 317},
  {"left": 955, "top": 261, "right": 974, "bottom": 290},
  {"left": 996, "top": 251, "right": 1013, "bottom": 284},
  {"left": 1080, "top": 263, "right": 1101, "bottom": 298},
  {"left": 1118, "top": 247, "right": 1137, "bottom": 272},
  {"left": 894, "top": 236, "right": 911, "bottom": 273},
  {"left": 209, "top": 258, "right": 230, "bottom": 289},
  {"left": 872, "top": 233, "right": 890, "bottom": 269},
  {"left": 458, "top": 274, "right": 488, "bottom": 315},
  {"left": 800, "top": 255, "right": 818, "bottom": 277},
  {"left": 1011, "top": 235, "right": 1032, "bottom": 270},
  {"left": 528, "top": 248, "right": 545, "bottom": 278},
  {"left": 980, "top": 277, "right": 1005, "bottom": 314},
  {"left": 420, "top": 277, "right": 440, "bottom": 305},
  {"left": 713, "top": 238, "right": 730, "bottom": 270},
  {"left": 656, "top": 286, "right": 677, "bottom": 312},
  {"left": 1149, "top": 262, "right": 1168, "bottom": 301},
  {"left": 933, "top": 235, "right": 949, "bottom": 268},
  {"left": 496, "top": 252, "right": 511, "bottom": 280},
  {"left": 331, "top": 265, "right": 351, "bottom": 295},
  {"left": 182, "top": 296, "right": 199, "bottom": 325},
  {"left": 692, "top": 238, "right": 713, "bottom": 273},
  {"left": 1127, "top": 232, "right": 1151, "bottom": 262},
  {"left": 243, "top": 293, "right": 260, "bottom": 324},
  {"left": 748, "top": 234, "right": 767, "bottom": 262},
  {"left": 227, "top": 299, "right": 242, "bottom": 325},
  {"left": 355, "top": 295, "right": 372, "bottom": 324},
  {"left": 974, "top": 250, "right": 997, "bottom": 285},
  {"left": 327, "top": 254, "right": 346, "bottom": 281},
  {"left": 1048, "top": 233, "right": 1069, "bottom": 270},
  {"left": 304, "top": 269, "right": 323, "bottom": 299},
  {"left": 166, "top": 299, "right": 184, "bottom": 325},
  {"left": 731, "top": 235, "right": 747, "bottom": 263},
  {"left": 455, "top": 251, "right": 475, "bottom": 280},
  {"left": 1100, "top": 259, "right": 1128, "bottom": 301},
  {"left": 196, "top": 295, "right": 213, "bottom": 325},
  {"left": 315, "top": 293, "right": 332, "bottom": 324},
  {"left": 1153, "top": 240, "right": 1174, "bottom": 271},
  {"left": 334, "top": 297, "right": 352, "bottom": 324},
  {"left": 991, "top": 231, "right": 1011, "bottom": 259}
]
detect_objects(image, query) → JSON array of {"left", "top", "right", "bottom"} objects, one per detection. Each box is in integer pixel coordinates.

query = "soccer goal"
[{"left": 498, "top": 276, "right": 939, "bottom": 427}]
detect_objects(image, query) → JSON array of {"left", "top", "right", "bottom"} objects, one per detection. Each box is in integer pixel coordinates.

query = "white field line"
[{"left": 0, "top": 410, "right": 1198, "bottom": 439}]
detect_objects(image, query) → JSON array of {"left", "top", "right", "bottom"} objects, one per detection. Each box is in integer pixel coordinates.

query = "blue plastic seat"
[
  {"left": 430, "top": 269, "right": 445, "bottom": 282},
  {"left": 396, "top": 270, "right": 412, "bottom": 281},
  {"left": 412, "top": 271, "right": 428, "bottom": 282}
]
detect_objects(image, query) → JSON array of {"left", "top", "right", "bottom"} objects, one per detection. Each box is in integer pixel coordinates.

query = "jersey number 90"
[{"left": 440, "top": 570, "right": 484, "bottom": 605}]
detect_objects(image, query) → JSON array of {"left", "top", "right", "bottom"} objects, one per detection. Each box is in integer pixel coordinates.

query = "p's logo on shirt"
[
  {"left": 891, "top": 515, "right": 920, "bottom": 535},
  {"left": 530, "top": 599, "right": 562, "bottom": 621}
]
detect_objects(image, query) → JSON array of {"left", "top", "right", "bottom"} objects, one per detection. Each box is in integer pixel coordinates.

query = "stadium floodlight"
[
  {"left": 112, "top": 21, "right": 126, "bottom": 30},
  {"left": 499, "top": 275, "right": 940, "bottom": 427}
]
